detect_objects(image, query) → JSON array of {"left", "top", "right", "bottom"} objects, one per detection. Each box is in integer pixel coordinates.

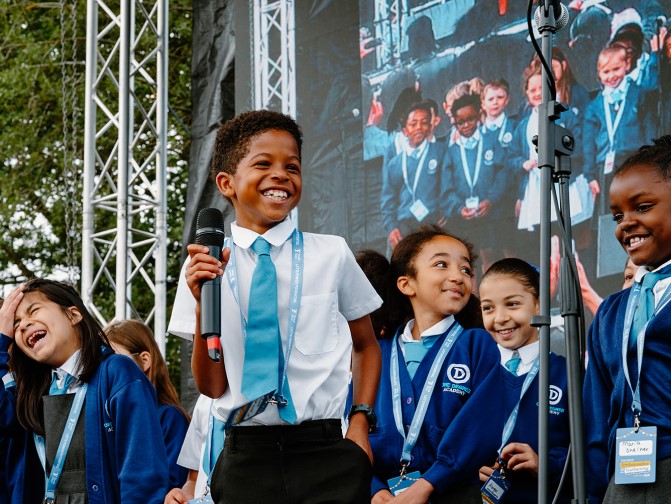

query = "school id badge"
[
  {"left": 188, "top": 495, "right": 214, "bottom": 504},
  {"left": 614, "top": 426, "right": 657, "bottom": 484},
  {"left": 481, "top": 469, "right": 510, "bottom": 504},
  {"left": 223, "top": 391, "right": 275, "bottom": 428},
  {"left": 465, "top": 196, "right": 480, "bottom": 210},
  {"left": 604, "top": 150, "right": 616, "bottom": 175},
  {"left": 387, "top": 470, "right": 422, "bottom": 496},
  {"left": 410, "top": 199, "right": 430, "bottom": 222}
]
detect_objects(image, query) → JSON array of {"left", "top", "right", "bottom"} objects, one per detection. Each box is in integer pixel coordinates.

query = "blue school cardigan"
[
  {"left": 0, "top": 339, "right": 170, "bottom": 504},
  {"left": 369, "top": 325, "right": 501, "bottom": 496},
  {"left": 584, "top": 288, "right": 671, "bottom": 502}
]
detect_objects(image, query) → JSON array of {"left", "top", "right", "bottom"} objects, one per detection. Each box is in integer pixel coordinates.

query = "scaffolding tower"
[{"left": 81, "top": 0, "right": 168, "bottom": 353}]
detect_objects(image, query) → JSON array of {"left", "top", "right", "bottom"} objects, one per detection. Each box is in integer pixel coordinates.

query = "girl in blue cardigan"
[
  {"left": 106, "top": 319, "right": 190, "bottom": 489},
  {"left": 369, "top": 226, "right": 501, "bottom": 503},
  {"left": 0, "top": 279, "right": 169, "bottom": 503},
  {"left": 478, "top": 258, "right": 570, "bottom": 503}
]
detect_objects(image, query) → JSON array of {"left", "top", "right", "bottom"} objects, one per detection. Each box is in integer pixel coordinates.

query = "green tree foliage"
[{"left": 0, "top": 1, "right": 193, "bottom": 393}]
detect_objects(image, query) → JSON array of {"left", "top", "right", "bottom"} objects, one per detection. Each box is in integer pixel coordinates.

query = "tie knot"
[
  {"left": 505, "top": 350, "right": 521, "bottom": 375},
  {"left": 251, "top": 237, "right": 271, "bottom": 256},
  {"left": 641, "top": 265, "right": 671, "bottom": 289}
]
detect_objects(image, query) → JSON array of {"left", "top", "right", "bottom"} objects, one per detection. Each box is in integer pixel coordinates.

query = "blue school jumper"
[
  {"left": 582, "top": 83, "right": 655, "bottom": 186},
  {"left": 495, "top": 353, "right": 570, "bottom": 503},
  {"left": 380, "top": 141, "right": 452, "bottom": 235},
  {"left": 369, "top": 325, "right": 501, "bottom": 496},
  {"left": 158, "top": 403, "right": 189, "bottom": 488},
  {"left": 443, "top": 133, "right": 507, "bottom": 246},
  {"left": 481, "top": 114, "right": 517, "bottom": 154},
  {"left": 584, "top": 288, "right": 671, "bottom": 502},
  {"left": 0, "top": 339, "right": 169, "bottom": 504}
]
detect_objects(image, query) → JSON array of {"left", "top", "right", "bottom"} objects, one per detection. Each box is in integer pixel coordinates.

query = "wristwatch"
[{"left": 348, "top": 403, "right": 377, "bottom": 433}]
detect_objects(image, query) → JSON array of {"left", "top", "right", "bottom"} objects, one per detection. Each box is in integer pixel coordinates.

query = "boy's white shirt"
[
  {"left": 168, "top": 217, "right": 382, "bottom": 425},
  {"left": 177, "top": 394, "right": 213, "bottom": 498},
  {"left": 497, "top": 340, "right": 539, "bottom": 376},
  {"left": 634, "top": 257, "right": 671, "bottom": 306},
  {"left": 484, "top": 112, "right": 506, "bottom": 130}
]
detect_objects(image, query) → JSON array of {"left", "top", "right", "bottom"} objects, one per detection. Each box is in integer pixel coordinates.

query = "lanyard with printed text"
[
  {"left": 225, "top": 229, "right": 304, "bottom": 404},
  {"left": 603, "top": 88, "right": 628, "bottom": 151},
  {"left": 33, "top": 383, "right": 88, "bottom": 502},
  {"left": 497, "top": 357, "right": 539, "bottom": 454},
  {"left": 390, "top": 323, "right": 464, "bottom": 465},
  {"left": 621, "top": 281, "right": 671, "bottom": 422},
  {"left": 459, "top": 138, "right": 483, "bottom": 196},
  {"left": 401, "top": 142, "right": 430, "bottom": 201}
]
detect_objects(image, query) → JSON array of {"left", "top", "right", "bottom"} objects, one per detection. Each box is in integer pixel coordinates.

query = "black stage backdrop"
[{"left": 181, "top": 0, "right": 670, "bottom": 407}]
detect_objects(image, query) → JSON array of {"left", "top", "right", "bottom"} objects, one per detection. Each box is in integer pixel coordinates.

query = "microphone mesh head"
[
  {"left": 535, "top": 3, "right": 570, "bottom": 31},
  {"left": 195, "top": 207, "right": 225, "bottom": 246}
]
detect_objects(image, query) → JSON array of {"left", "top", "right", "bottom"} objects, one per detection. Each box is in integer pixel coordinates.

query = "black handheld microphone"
[{"left": 195, "top": 207, "right": 226, "bottom": 362}]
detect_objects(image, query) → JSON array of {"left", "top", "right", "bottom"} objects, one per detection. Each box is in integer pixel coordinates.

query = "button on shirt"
[
  {"left": 498, "top": 341, "right": 539, "bottom": 376},
  {"left": 168, "top": 218, "right": 382, "bottom": 426}
]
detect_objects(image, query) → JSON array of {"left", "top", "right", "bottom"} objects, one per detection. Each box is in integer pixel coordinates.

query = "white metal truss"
[
  {"left": 82, "top": 0, "right": 168, "bottom": 353},
  {"left": 373, "top": 0, "right": 403, "bottom": 68},
  {"left": 252, "top": 0, "right": 296, "bottom": 116}
]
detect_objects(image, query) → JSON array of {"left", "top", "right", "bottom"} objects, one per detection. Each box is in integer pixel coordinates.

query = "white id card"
[
  {"left": 614, "top": 426, "right": 657, "bottom": 485},
  {"left": 224, "top": 391, "right": 275, "bottom": 428},
  {"left": 410, "top": 199, "right": 430, "bottom": 222},
  {"left": 604, "top": 151, "right": 616, "bottom": 175},
  {"left": 465, "top": 196, "right": 479, "bottom": 210}
]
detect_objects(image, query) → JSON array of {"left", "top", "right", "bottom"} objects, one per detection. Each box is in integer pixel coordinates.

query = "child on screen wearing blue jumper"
[
  {"left": 478, "top": 258, "right": 570, "bottom": 503},
  {"left": 168, "top": 110, "right": 382, "bottom": 504},
  {"left": 381, "top": 100, "right": 450, "bottom": 248},
  {"left": 368, "top": 226, "right": 501, "bottom": 504},
  {"left": 0, "top": 279, "right": 169, "bottom": 503},
  {"left": 582, "top": 45, "right": 655, "bottom": 221},
  {"left": 584, "top": 136, "right": 671, "bottom": 503},
  {"left": 443, "top": 93, "right": 507, "bottom": 269},
  {"left": 105, "top": 319, "right": 190, "bottom": 489}
]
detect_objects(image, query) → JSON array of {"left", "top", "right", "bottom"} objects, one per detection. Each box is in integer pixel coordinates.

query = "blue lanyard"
[
  {"left": 497, "top": 357, "right": 539, "bottom": 454},
  {"left": 459, "top": 137, "right": 483, "bottom": 196},
  {"left": 621, "top": 281, "right": 671, "bottom": 422},
  {"left": 225, "top": 229, "right": 304, "bottom": 404},
  {"left": 390, "top": 323, "right": 463, "bottom": 465},
  {"left": 401, "top": 142, "right": 429, "bottom": 200},
  {"left": 33, "top": 383, "right": 88, "bottom": 501}
]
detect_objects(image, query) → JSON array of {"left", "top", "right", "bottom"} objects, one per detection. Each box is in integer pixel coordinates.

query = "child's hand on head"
[
  {"left": 500, "top": 442, "right": 539, "bottom": 477},
  {"left": 0, "top": 285, "right": 24, "bottom": 338},
  {"left": 388, "top": 228, "right": 402, "bottom": 247},
  {"left": 185, "top": 243, "right": 231, "bottom": 303}
]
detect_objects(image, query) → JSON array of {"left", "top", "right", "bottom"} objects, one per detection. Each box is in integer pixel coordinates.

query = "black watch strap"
[{"left": 348, "top": 403, "right": 377, "bottom": 432}]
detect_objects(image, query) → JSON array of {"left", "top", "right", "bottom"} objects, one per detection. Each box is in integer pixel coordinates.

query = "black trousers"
[{"left": 211, "top": 420, "right": 372, "bottom": 504}]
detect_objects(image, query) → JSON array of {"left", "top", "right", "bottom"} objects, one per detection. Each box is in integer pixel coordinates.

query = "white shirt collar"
[
  {"left": 498, "top": 340, "right": 539, "bottom": 366},
  {"left": 231, "top": 217, "right": 296, "bottom": 249},
  {"left": 403, "top": 138, "right": 428, "bottom": 157},
  {"left": 634, "top": 257, "right": 671, "bottom": 283},
  {"left": 485, "top": 113, "right": 506, "bottom": 130},
  {"left": 399, "top": 316, "right": 455, "bottom": 343},
  {"left": 52, "top": 348, "right": 83, "bottom": 391}
]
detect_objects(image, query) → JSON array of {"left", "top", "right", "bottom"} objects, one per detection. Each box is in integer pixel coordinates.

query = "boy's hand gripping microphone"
[{"left": 195, "top": 207, "right": 226, "bottom": 362}]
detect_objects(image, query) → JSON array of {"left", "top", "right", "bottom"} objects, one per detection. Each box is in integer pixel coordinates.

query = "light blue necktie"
[
  {"left": 629, "top": 266, "right": 671, "bottom": 349},
  {"left": 505, "top": 350, "right": 521, "bottom": 376},
  {"left": 241, "top": 237, "right": 280, "bottom": 401},
  {"left": 49, "top": 371, "right": 75, "bottom": 395},
  {"left": 404, "top": 341, "right": 427, "bottom": 380}
]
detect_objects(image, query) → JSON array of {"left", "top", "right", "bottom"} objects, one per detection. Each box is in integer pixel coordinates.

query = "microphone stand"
[{"left": 532, "top": 2, "right": 588, "bottom": 502}]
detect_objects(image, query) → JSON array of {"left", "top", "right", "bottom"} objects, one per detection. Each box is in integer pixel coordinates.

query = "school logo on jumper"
[
  {"left": 549, "top": 385, "right": 562, "bottom": 405},
  {"left": 443, "top": 364, "right": 472, "bottom": 396},
  {"left": 502, "top": 132, "right": 512, "bottom": 144},
  {"left": 427, "top": 159, "right": 438, "bottom": 174},
  {"left": 484, "top": 149, "right": 494, "bottom": 162}
]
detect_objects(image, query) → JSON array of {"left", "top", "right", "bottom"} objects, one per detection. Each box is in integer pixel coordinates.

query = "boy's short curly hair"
[
  {"left": 210, "top": 110, "right": 303, "bottom": 181},
  {"left": 450, "top": 92, "right": 481, "bottom": 120}
]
